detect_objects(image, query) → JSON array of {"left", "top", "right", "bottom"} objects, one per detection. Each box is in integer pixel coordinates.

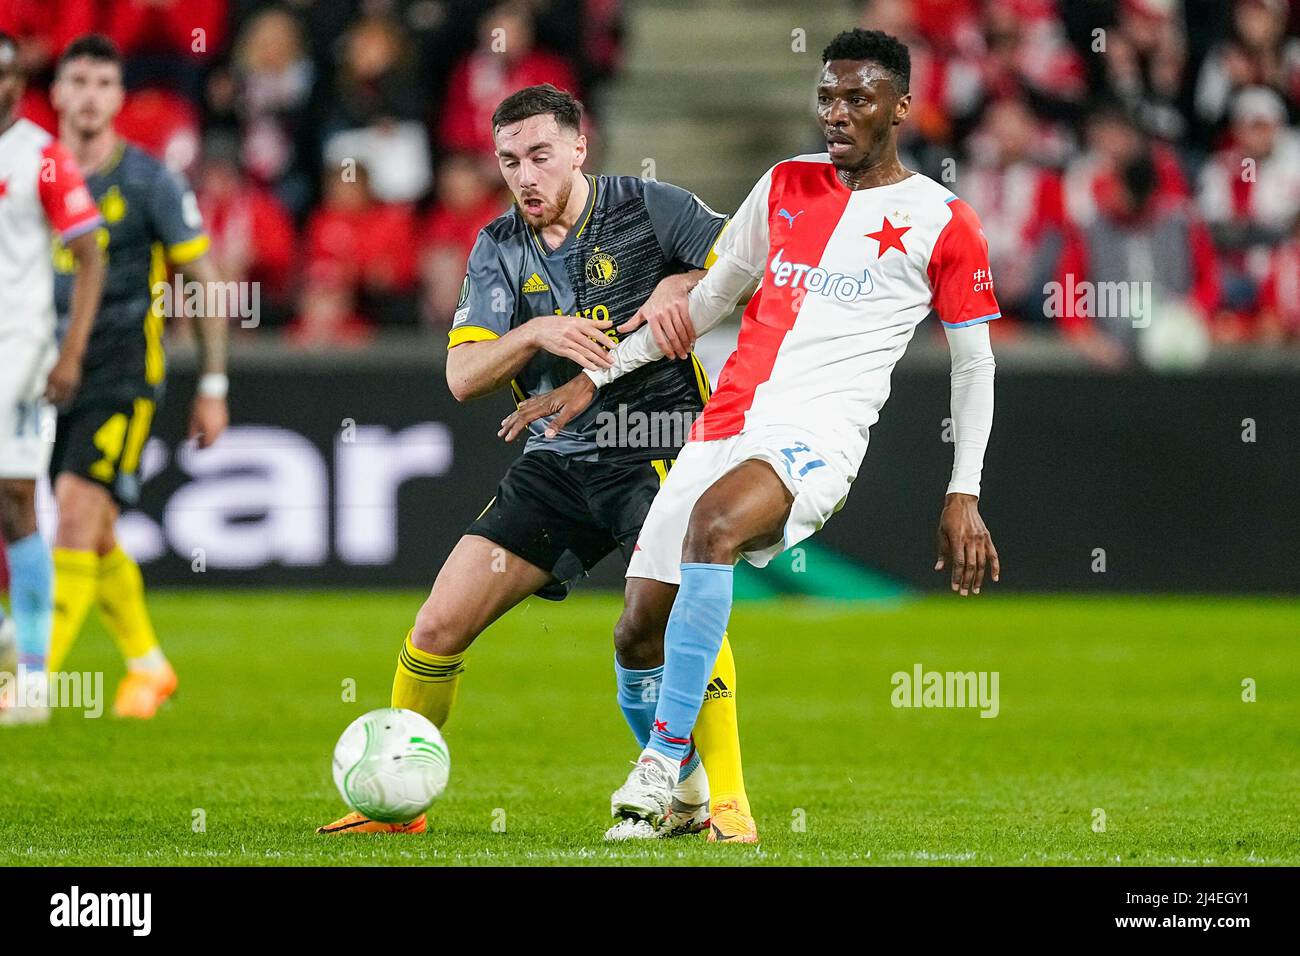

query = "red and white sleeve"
[
  {"left": 927, "top": 198, "right": 1001, "bottom": 328},
  {"left": 37, "top": 141, "right": 102, "bottom": 242}
]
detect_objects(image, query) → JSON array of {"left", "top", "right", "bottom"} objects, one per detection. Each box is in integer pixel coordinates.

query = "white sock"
[
  {"left": 674, "top": 759, "right": 710, "bottom": 807},
  {"left": 639, "top": 747, "right": 681, "bottom": 788},
  {"left": 127, "top": 648, "right": 167, "bottom": 673}
]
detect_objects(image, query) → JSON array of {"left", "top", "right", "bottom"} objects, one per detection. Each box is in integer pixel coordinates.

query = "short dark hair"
[
  {"left": 58, "top": 33, "right": 123, "bottom": 74},
  {"left": 491, "top": 84, "right": 583, "bottom": 136},
  {"left": 821, "top": 29, "right": 910, "bottom": 94}
]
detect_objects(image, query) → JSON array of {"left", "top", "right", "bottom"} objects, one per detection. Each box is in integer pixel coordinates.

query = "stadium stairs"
[{"left": 600, "top": 0, "right": 858, "bottom": 213}]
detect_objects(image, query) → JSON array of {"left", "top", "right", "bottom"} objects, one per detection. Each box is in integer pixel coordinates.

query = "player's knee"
[
  {"left": 53, "top": 482, "right": 101, "bottom": 548},
  {"left": 613, "top": 604, "right": 662, "bottom": 669},
  {"left": 682, "top": 499, "right": 742, "bottom": 563},
  {"left": 410, "top": 600, "right": 472, "bottom": 657},
  {"left": 0, "top": 481, "right": 37, "bottom": 540}
]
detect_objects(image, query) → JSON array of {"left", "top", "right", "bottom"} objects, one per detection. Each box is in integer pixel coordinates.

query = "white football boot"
[
  {"left": 605, "top": 759, "right": 711, "bottom": 841},
  {"left": 610, "top": 748, "right": 679, "bottom": 830},
  {"left": 0, "top": 663, "right": 51, "bottom": 726},
  {"left": 603, "top": 817, "right": 658, "bottom": 841}
]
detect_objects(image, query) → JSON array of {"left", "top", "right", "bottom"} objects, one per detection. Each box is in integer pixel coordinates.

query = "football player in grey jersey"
[{"left": 318, "top": 85, "right": 756, "bottom": 843}]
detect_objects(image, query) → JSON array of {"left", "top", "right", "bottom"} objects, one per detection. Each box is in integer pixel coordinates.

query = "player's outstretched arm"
[
  {"left": 496, "top": 259, "right": 757, "bottom": 441},
  {"left": 934, "top": 322, "right": 1000, "bottom": 596},
  {"left": 46, "top": 229, "right": 106, "bottom": 406},
  {"left": 616, "top": 269, "right": 706, "bottom": 360},
  {"left": 586, "top": 254, "right": 758, "bottom": 390},
  {"left": 447, "top": 314, "right": 614, "bottom": 402}
]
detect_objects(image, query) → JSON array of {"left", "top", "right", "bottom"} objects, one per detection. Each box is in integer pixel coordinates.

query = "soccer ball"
[{"left": 332, "top": 708, "right": 451, "bottom": 823}]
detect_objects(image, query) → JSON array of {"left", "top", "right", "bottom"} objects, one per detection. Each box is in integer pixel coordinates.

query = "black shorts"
[
  {"left": 466, "top": 451, "right": 674, "bottom": 601},
  {"left": 50, "top": 395, "right": 158, "bottom": 508}
]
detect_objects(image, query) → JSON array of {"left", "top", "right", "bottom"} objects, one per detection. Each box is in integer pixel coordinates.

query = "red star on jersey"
[
  {"left": 0, "top": 179, "right": 8, "bottom": 199},
  {"left": 866, "top": 216, "right": 910, "bottom": 257},
  {"left": 653, "top": 719, "right": 668, "bottom": 733}
]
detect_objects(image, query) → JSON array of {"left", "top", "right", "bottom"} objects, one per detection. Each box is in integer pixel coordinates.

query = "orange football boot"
[
  {"left": 706, "top": 800, "right": 759, "bottom": 844},
  {"left": 112, "top": 662, "right": 178, "bottom": 719},
  {"left": 316, "top": 811, "right": 427, "bottom": 834}
]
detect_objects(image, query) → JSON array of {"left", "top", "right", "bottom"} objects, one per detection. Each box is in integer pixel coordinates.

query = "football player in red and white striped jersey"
[
  {"left": 502, "top": 29, "right": 1001, "bottom": 833},
  {"left": 0, "top": 30, "right": 104, "bottom": 724}
]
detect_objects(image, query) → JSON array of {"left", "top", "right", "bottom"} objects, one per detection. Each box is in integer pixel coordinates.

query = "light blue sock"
[
  {"left": 615, "top": 659, "right": 702, "bottom": 779},
  {"left": 6, "top": 532, "right": 53, "bottom": 670},
  {"left": 648, "top": 563, "right": 733, "bottom": 763},
  {"left": 614, "top": 658, "right": 662, "bottom": 747}
]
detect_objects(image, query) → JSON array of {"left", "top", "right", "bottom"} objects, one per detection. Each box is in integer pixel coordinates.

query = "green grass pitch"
[{"left": 1, "top": 590, "right": 1296, "bottom": 866}]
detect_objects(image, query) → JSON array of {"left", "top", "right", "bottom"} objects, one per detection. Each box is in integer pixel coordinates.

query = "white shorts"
[
  {"left": 627, "top": 425, "right": 854, "bottom": 585},
  {"left": 0, "top": 335, "right": 56, "bottom": 480}
]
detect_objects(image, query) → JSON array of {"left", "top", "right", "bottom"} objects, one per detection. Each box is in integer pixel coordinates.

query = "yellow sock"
[
  {"left": 695, "top": 631, "right": 751, "bottom": 816},
  {"left": 96, "top": 545, "right": 161, "bottom": 664},
  {"left": 48, "top": 548, "right": 99, "bottom": 673},
  {"left": 392, "top": 630, "right": 464, "bottom": 728}
]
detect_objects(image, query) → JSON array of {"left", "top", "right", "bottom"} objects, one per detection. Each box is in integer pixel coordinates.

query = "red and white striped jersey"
[
  {"left": 694, "top": 154, "right": 1000, "bottom": 476},
  {"left": 0, "top": 118, "right": 101, "bottom": 343}
]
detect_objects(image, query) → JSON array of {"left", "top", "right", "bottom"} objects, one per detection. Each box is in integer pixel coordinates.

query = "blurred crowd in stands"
[
  {"left": 2, "top": 0, "right": 1299, "bottom": 358},
  {"left": 2, "top": 0, "right": 620, "bottom": 346},
  {"left": 867, "top": 0, "right": 1300, "bottom": 359}
]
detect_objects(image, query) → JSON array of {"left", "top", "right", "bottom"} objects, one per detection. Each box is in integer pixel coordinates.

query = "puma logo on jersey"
[
  {"left": 769, "top": 249, "right": 874, "bottom": 302},
  {"left": 522, "top": 272, "right": 550, "bottom": 293},
  {"left": 777, "top": 207, "right": 803, "bottom": 226}
]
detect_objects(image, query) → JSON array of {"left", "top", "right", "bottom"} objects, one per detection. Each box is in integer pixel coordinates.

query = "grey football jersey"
[
  {"left": 450, "top": 174, "right": 726, "bottom": 461},
  {"left": 52, "top": 140, "right": 208, "bottom": 402}
]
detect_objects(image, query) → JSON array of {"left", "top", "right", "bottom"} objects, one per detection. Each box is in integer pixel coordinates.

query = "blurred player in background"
[
  {"left": 0, "top": 31, "right": 105, "bottom": 725},
  {"left": 44, "top": 35, "right": 229, "bottom": 719},
  {"left": 503, "top": 30, "right": 1002, "bottom": 829},
  {"left": 319, "top": 84, "right": 757, "bottom": 841}
]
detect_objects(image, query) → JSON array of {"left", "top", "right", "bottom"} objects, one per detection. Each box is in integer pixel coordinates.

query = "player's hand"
[
  {"left": 188, "top": 395, "right": 229, "bottom": 449},
  {"left": 526, "top": 314, "right": 615, "bottom": 369},
  {"left": 44, "top": 351, "right": 83, "bottom": 406},
  {"left": 498, "top": 374, "right": 596, "bottom": 442},
  {"left": 935, "top": 493, "right": 999, "bottom": 596},
  {"left": 617, "top": 271, "right": 697, "bottom": 360}
]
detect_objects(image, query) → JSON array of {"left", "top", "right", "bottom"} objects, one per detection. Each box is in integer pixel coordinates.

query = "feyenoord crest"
[
  {"left": 584, "top": 249, "right": 618, "bottom": 286},
  {"left": 100, "top": 185, "right": 128, "bottom": 223}
]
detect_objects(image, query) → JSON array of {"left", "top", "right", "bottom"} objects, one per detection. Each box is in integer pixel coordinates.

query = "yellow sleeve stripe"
[
  {"left": 690, "top": 352, "right": 712, "bottom": 402},
  {"left": 167, "top": 234, "right": 211, "bottom": 265},
  {"left": 703, "top": 218, "right": 730, "bottom": 269},
  {"left": 448, "top": 326, "right": 501, "bottom": 349},
  {"left": 575, "top": 175, "right": 599, "bottom": 238}
]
